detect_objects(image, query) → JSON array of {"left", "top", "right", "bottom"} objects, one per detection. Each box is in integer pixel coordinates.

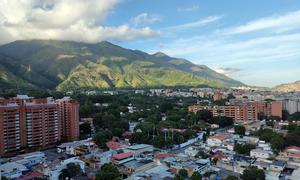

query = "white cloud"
[
  {"left": 131, "top": 13, "right": 161, "bottom": 27},
  {"left": 159, "top": 33, "right": 300, "bottom": 65},
  {"left": 0, "top": 0, "right": 159, "bottom": 44},
  {"left": 213, "top": 67, "right": 241, "bottom": 77},
  {"left": 222, "top": 10, "right": 300, "bottom": 35},
  {"left": 178, "top": 5, "right": 199, "bottom": 12},
  {"left": 167, "top": 16, "right": 222, "bottom": 31}
]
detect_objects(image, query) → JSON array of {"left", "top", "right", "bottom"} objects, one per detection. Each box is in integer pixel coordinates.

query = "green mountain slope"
[{"left": 0, "top": 40, "right": 244, "bottom": 91}]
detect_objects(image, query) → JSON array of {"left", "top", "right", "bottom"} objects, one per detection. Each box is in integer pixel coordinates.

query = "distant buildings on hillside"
[{"left": 189, "top": 101, "right": 282, "bottom": 121}]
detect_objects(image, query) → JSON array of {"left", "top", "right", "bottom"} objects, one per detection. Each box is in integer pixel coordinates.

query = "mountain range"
[
  {"left": 0, "top": 40, "right": 243, "bottom": 91},
  {"left": 273, "top": 80, "right": 300, "bottom": 92}
]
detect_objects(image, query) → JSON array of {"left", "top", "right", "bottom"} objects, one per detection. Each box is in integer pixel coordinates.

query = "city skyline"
[{"left": 1, "top": 0, "right": 300, "bottom": 87}]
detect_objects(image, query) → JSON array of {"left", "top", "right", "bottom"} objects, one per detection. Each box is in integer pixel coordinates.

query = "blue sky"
[{"left": 1, "top": 0, "right": 300, "bottom": 87}]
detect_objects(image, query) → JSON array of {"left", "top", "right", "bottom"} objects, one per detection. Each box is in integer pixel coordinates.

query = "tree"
[
  {"left": 1, "top": 176, "right": 9, "bottom": 180},
  {"left": 94, "top": 131, "right": 112, "bottom": 148},
  {"left": 80, "top": 122, "right": 92, "bottom": 136},
  {"left": 268, "top": 116, "right": 281, "bottom": 121},
  {"left": 191, "top": 171, "right": 202, "bottom": 180},
  {"left": 174, "top": 174, "right": 184, "bottom": 180},
  {"left": 282, "top": 110, "right": 290, "bottom": 121},
  {"left": 213, "top": 99, "right": 227, "bottom": 106},
  {"left": 96, "top": 163, "right": 120, "bottom": 180},
  {"left": 160, "top": 101, "right": 173, "bottom": 113},
  {"left": 227, "top": 93, "right": 235, "bottom": 100},
  {"left": 234, "top": 125, "right": 246, "bottom": 135},
  {"left": 234, "top": 143, "right": 255, "bottom": 155},
  {"left": 270, "top": 136, "right": 285, "bottom": 151},
  {"left": 196, "top": 110, "right": 213, "bottom": 122},
  {"left": 212, "top": 116, "right": 233, "bottom": 128},
  {"left": 202, "top": 133, "right": 207, "bottom": 142},
  {"left": 241, "top": 166, "right": 265, "bottom": 180},
  {"left": 178, "top": 169, "right": 188, "bottom": 178},
  {"left": 258, "top": 112, "right": 266, "bottom": 120},
  {"left": 256, "top": 129, "right": 276, "bottom": 142},
  {"left": 59, "top": 163, "right": 82, "bottom": 180},
  {"left": 288, "top": 112, "right": 300, "bottom": 121},
  {"left": 285, "top": 133, "right": 300, "bottom": 147},
  {"left": 225, "top": 176, "right": 238, "bottom": 180}
]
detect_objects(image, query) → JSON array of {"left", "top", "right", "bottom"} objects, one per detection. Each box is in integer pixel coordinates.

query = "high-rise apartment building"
[
  {"left": 56, "top": 97, "right": 80, "bottom": 141},
  {"left": 189, "top": 104, "right": 257, "bottom": 121},
  {"left": 189, "top": 100, "right": 282, "bottom": 121},
  {"left": 0, "top": 95, "right": 79, "bottom": 156}
]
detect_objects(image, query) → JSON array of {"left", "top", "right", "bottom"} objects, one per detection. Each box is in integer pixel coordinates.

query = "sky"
[{"left": 1, "top": 0, "right": 300, "bottom": 87}]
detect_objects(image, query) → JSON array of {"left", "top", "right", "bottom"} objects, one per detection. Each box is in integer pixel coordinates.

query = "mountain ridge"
[
  {"left": 0, "top": 39, "right": 244, "bottom": 91},
  {"left": 273, "top": 80, "right": 300, "bottom": 92}
]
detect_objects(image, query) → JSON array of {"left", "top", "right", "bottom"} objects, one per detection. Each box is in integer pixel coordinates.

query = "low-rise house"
[
  {"left": 13, "top": 152, "right": 46, "bottom": 168},
  {"left": 106, "top": 140, "right": 121, "bottom": 150},
  {"left": 112, "top": 152, "right": 134, "bottom": 165},
  {"left": 207, "top": 134, "right": 230, "bottom": 146},
  {"left": 250, "top": 149, "right": 273, "bottom": 159},
  {"left": 35, "top": 157, "right": 85, "bottom": 180},
  {"left": 16, "top": 171, "right": 44, "bottom": 180},
  {"left": 257, "top": 140, "right": 272, "bottom": 151},
  {"left": 132, "top": 164, "right": 174, "bottom": 179},
  {"left": 0, "top": 162, "right": 28, "bottom": 179},
  {"left": 124, "top": 144, "right": 154, "bottom": 156},
  {"left": 266, "top": 160, "right": 286, "bottom": 180},
  {"left": 57, "top": 138, "right": 96, "bottom": 155},
  {"left": 223, "top": 142, "right": 235, "bottom": 151},
  {"left": 184, "top": 147, "right": 199, "bottom": 157},
  {"left": 121, "top": 160, "right": 156, "bottom": 176}
]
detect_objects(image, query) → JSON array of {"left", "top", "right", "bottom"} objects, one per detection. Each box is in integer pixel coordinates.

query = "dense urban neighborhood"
[{"left": 1, "top": 87, "right": 300, "bottom": 179}]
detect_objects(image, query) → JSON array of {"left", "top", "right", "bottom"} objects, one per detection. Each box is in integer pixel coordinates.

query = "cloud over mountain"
[{"left": 0, "top": 0, "right": 159, "bottom": 44}]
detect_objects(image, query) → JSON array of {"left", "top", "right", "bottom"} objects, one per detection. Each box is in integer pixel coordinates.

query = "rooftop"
[
  {"left": 272, "top": 160, "right": 286, "bottom": 167},
  {"left": 126, "top": 144, "right": 153, "bottom": 150},
  {"left": 112, "top": 152, "right": 134, "bottom": 160}
]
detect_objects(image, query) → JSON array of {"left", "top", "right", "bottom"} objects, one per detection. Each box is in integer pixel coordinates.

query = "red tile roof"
[
  {"left": 288, "top": 154, "right": 300, "bottom": 159},
  {"left": 106, "top": 141, "right": 121, "bottom": 150},
  {"left": 154, "top": 153, "right": 170, "bottom": 159},
  {"left": 17, "top": 171, "right": 44, "bottom": 180},
  {"left": 212, "top": 133, "right": 230, "bottom": 141},
  {"left": 286, "top": 146, "right": 300, "bottom": 151},
  {"left": 212, "top": 153, "right": 226, "bottom": 159},
  {"left": 112, "top": 152, "right": 134, "bottom": 160}
]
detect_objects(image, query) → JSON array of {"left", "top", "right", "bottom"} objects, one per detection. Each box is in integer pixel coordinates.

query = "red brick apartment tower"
[
  {"left": 25, "top": 98, "right": 60, "bottom": 149},
  {"left": 213, "top": 91, "right": 223, "bottom": 101},
  {"left": 57, "top": 97, "right": 79, "bottom": 141},
  {"left": 0, "top": 104, "right": 22, "bottom": 156},
  {"left": 0, "top": 97, "right": 61, "bottom": 156},
  {"left": 253, "top": 101, "right": 283, "bottom": 118}
]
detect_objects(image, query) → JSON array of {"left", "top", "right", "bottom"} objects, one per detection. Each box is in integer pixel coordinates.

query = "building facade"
[
  {"left": 0, "top": 96, "right": 79, "bottom": 156},
  {"left": 56, "top": 97, "right": 80, "bottom": 141},
  {"left": 189, "top": 101, "right": 282, "bottom": 121}
]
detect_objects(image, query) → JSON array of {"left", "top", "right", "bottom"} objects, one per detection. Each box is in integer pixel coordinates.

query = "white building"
[
  {"left": 43, "top": 157, "right": 85, "bottom": 180},
  {"left": 57, "top": 138, "right": 95, "bottom": 155},
  {"left": 0, "top": 162, "right": 28, "bottom": 179},
  {"left": 250, "top": 149, "right": 273, "bottom": 159},
  {"left": 124, "top": 144, "right": 154, "bottom": 156},
  {"left": 257, "top": 140, "right": 272, "bottom": 151},
  {"left": 283, "top": 99, "right": 300, "bottom": 114},
  {"left": 207, "top": 134, "right": 230, "bottom": 147}
]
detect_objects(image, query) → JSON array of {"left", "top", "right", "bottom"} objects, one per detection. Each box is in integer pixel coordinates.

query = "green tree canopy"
[
  {"left": 241, "top": 166, "right": 265, "bottom": 180},
  {"left": 191, "top": 171, "right": 202, "bottom": 180},
  {"left": 96, "top": 163, "right": 120, "bottom": 180},
  {"left": 234, "top": 125, "right": 246, "bottom": 136},
  {"left": 59, "top": 163, "right": 82, "bottom": 180},
  {"left": 195, "top": 110, "right": 213, "bottom": 122},
  {"left": 94, "top": 131, "right": 112, "bottom": 148}
]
